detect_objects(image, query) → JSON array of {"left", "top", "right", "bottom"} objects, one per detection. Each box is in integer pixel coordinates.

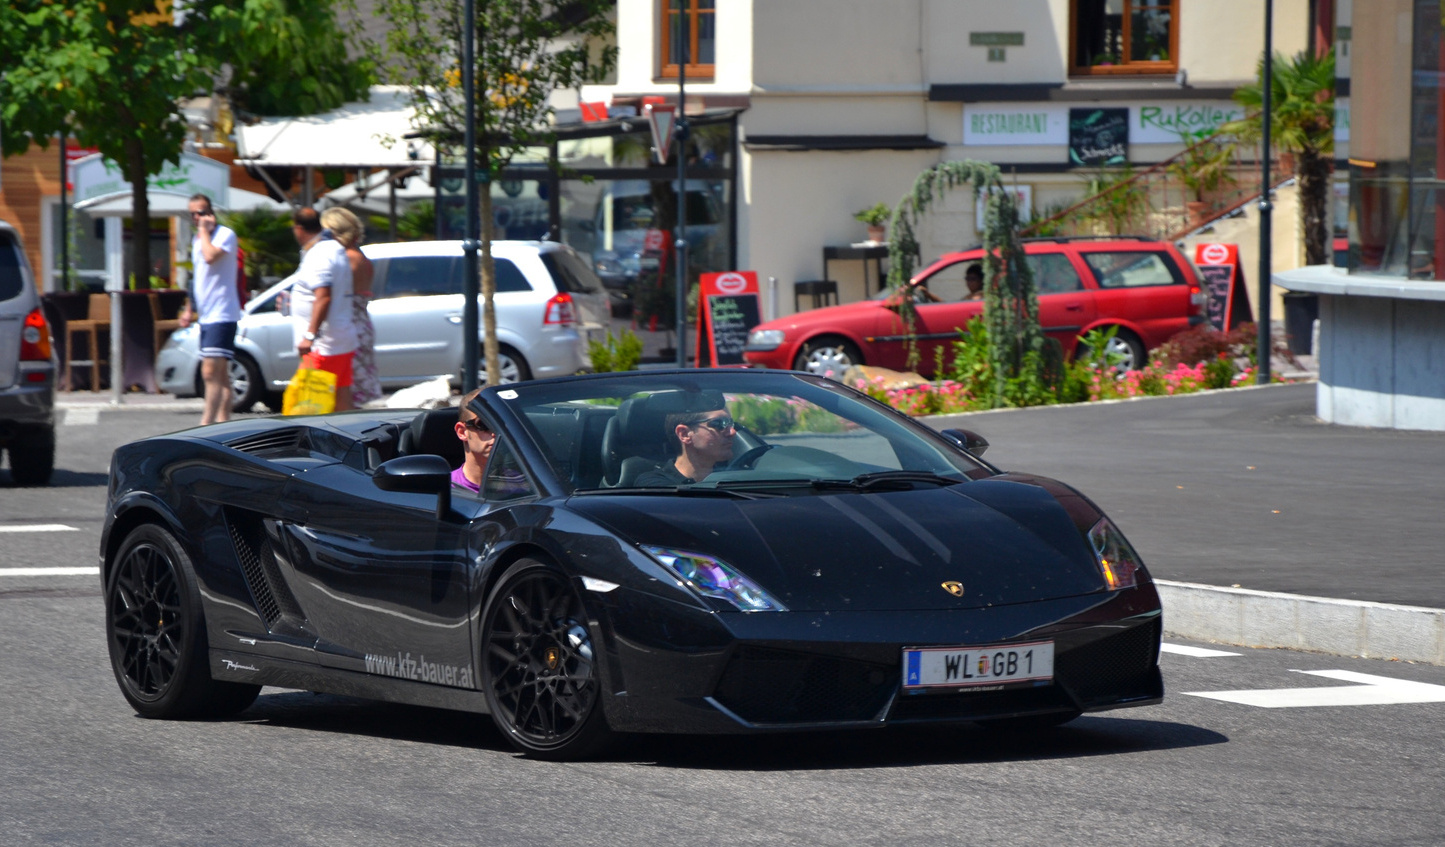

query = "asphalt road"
[
  {"left": 1, "top": 586, "right": 1442, "bottom": 846},
  {"left": 2, "top": 393, "right": 1445, "bottom": 844},
  {"left": 931, "top": 382, "right": 1445, "bottom": 609}
]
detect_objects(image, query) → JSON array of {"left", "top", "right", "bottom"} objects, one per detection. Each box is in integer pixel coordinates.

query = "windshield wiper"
[
  {"left": 573, "top": 486, "right": 773, "bottom": 500},
  {"left": 820, "top": 471, "right": 964, "bottom": 491}
]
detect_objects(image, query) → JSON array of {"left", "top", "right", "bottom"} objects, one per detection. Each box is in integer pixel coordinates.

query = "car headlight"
[
  {"left": 746, "top": 329, "right": 785, "bottom": 351},
  {"left": 1087, "top": 517, "right": 1143, "bottom": 591},
  {"left": 641, "top": 545, "right": 787, "bottom": 612}
]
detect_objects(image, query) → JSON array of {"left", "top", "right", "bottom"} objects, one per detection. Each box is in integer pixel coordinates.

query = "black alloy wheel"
[
  {"left": 105, "top": 524, "right": 259, "bottom": 719},
  {"left": 481, "top": 559, "right": 613, "bottom": 759}
]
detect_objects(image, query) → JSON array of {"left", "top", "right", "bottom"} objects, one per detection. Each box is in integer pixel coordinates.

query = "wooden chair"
[
  {"left": 149, "top": 292, "right": 183, "bottom": 356},
  {"left": 65, "top": 293, "right": 111, "bottom": 392}
]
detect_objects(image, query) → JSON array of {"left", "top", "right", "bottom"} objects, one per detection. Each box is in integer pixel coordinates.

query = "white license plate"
[{"left": 902, "top": 640, "right": 1055, "bottom": 690}]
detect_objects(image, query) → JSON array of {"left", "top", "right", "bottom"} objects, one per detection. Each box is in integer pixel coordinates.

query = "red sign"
[
  {"left": 1193, "top": 243, "right": 1251, "bottom": 332},
  {"left": 696, "top": 271, "right": 762, "bottom": 368},
  {"left": 579, "top": 101, "right": 608, "bottom": 123},
  {"left": 644, "top": 103, "right": 676, "bottom": 165}
]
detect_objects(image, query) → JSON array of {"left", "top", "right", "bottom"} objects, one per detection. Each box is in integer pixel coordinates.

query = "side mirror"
[
  {"left": 375, "top": 454, "right": 454, "bottom": 519},
  {"left": 940, "top": 428, "right": 989, "bottom": 458}
]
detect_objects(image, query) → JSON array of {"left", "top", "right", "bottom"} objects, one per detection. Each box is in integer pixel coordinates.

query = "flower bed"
[{"left": 855, "top": 322, "right": 1282, "bottom": 416}]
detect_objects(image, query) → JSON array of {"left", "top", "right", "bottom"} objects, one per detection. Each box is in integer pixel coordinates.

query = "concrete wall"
[{"left": 1316, "top": 294, "right": 1445, "bottom": 431}]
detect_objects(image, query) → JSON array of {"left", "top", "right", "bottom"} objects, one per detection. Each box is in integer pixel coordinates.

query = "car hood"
[
  {"left": 753, "top": 299, "right": 888, "bottom": 333},
  {"left": 567, "top": 479, "right": 1107, "bottom": 612}
]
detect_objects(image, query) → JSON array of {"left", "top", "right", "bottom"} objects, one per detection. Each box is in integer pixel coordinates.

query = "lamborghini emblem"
[
  {"left": 544, "top": 646, "right": 561, "bottom": 669},
  {"left": 941, "top": 581, "right": 965, "bottom": 597}
]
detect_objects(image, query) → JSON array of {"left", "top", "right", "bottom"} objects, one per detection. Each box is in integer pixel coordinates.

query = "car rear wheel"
[
  {"left": 1105, "top": 330, "right": 1147, "bottom": 373},
  {"left": 6, "top": 424, "right": 55, "bottom": 485},
  {"left": 474, "top": 346, "right": 532, "bottom": 385},
  {"left": 480, "top": 559, "right": 614, "bottom": 760},
  {"left": 105, "top": 523, "right": 260, "bottom": 719},
  {"left": 793, "top": 336, "right": 862, "bottom": 379}
]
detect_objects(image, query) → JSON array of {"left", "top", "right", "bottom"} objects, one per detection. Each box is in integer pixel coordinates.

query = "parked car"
[
  {"left": 101, "top": 368, "right": 1162, "bottom": 759},
  {"left": 580, "top": 180, "right": 726, "bottom": 308},
  {"left": 0, "top": 220, "right": 57, "bottom": 484},
  {"left": 745, "top": 236, "right": 1207, "bottom": 376},
  {"left": 157, "top": 240, "right": 610, "bottom": 410}
]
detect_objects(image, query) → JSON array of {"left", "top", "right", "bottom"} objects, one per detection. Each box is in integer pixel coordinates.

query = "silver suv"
[
  {"left": 0, "top": 220, "right": 57, "bottom": 484},
  {"left": 156, "top": 240, "right": 610, "bottom": 410}
]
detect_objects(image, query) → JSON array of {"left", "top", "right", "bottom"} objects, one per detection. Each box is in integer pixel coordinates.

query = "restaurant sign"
[
  {"left": 69, "top": 153, "right": 231, "bottom": 207},
  {"left": 964, "top": 101, "right": 1244, "bottom": 148}
]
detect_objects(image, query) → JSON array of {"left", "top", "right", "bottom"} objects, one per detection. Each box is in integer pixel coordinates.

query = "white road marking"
[
  {"left": 0, "top": 524, "right": 79, "bottom": 533},
  {"left": 64, "top": 407, "right": 100, "bottom": 425},
  {"left": 1185, "top": 669, "right": 1445, "bottom": 708},
  {"left": 0, "top": 567, "right": 100, "bottom": 577},
  {"left": 1161, "top": 643, "right": 1242, "bottom": 658}
]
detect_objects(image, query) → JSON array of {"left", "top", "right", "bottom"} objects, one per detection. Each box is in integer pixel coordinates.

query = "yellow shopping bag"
[{"left": 281, "top": 367, "right": 337, "bottom": 415}]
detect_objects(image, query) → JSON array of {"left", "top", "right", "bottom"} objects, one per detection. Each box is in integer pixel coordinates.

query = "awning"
[
  {"left": 75, "top": 187, "right": 288, "bottom": 217},
  {"left": 235, "top": 86, "right": 436, "bottom": 168}
]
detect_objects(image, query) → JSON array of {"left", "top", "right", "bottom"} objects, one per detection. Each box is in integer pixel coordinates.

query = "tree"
[
  {"left": 0, "top": 1, "right": 375, "bottom": 290},
  {"left": 888, "top": 160, "right": 1059, "bottom": 408},
  {"left": 378, "top": 0, "right": 615, "bottom": 384},
  {"left": 1225, "top": 49, "right": 1335, "bottom": 266},
  {"left": 210, "top": 0, "right": 376, "bottom": 118}
]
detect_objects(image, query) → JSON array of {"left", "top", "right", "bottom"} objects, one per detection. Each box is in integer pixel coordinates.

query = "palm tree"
[{"left": 1226, "top": 49, "right": 1335, "bottom": 266}]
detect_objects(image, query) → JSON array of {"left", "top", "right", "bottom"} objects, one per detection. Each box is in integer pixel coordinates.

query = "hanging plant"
[{"left": 886, "top": 160, "right": 1060, "bottom": 407}]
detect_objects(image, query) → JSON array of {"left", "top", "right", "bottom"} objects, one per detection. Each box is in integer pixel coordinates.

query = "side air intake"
[
  {"left": 227, "top": 428, "right": 310, "bottom": 457},
  {"left": 224, "top": 507, "right": 310, "bottom": 635}
]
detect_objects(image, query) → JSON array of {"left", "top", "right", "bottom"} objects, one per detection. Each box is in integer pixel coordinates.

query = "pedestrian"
[
  {"left": 288, "top": 207, "right": 357, "bottom": 412},
  {"left": 319, "top": 207, "right": 381, "bottom": 405},
  {"left": 178, "top": 193, "right": 242, "bottom": 424}
]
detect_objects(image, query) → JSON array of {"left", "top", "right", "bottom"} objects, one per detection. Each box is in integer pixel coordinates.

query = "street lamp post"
[
  {"left": 674, "top": 33, "right": 689, "bottom": 368},
  {"left": 461, "top": 0, "right": 480, "bottom": 393},
  {"left": 1257, "top": 0, "right": 1274, "bottom": 385}
]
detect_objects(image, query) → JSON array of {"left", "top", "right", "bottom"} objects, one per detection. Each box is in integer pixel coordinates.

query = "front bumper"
[
  {"left": 155, "top": 342, "right": 201, "bottom": 398},
  {"left": 593, "top": 584, "right": 1163, "bottom": 734}
]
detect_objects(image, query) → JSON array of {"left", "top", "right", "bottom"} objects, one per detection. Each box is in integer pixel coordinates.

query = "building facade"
[{"left": 582, "top": 0, "right": 1320, "bottom": 315}]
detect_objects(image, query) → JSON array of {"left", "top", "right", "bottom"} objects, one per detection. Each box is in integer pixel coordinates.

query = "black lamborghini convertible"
[{"left": 101, "top": 369, "right": 1162, "bottom": 759}]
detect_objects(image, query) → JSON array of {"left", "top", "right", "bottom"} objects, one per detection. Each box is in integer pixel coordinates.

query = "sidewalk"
[{"left": 927, "top": 382, "right": 1445, "bottom": 664}]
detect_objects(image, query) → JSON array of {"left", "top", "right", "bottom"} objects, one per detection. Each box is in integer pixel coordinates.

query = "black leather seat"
[{"left": 398, "top": 408, "right": 465, "bottom": 469}]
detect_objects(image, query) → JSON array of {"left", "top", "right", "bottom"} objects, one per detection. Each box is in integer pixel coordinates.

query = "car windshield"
[{"left": 502, "top": 372, "right": 978, "bottom": 495}]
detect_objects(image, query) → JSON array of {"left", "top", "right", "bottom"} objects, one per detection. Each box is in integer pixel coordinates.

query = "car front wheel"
[
  {"left": 793, "top": 336, "right": 862, "bottom": 379},
  {"left": 480, "top": 559, "right": 614, "bottom": 760}
]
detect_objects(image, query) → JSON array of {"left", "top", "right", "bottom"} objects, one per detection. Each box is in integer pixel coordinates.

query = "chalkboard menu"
[
  {"left": 1194, "top": 243, "right": 1252, "bottom": 332},
  {"left": 1069, "top": 107, "right": 1129, "bottom": 166},
  {"left": 702, "top": 294, "right": 761, "bottom": 366}
]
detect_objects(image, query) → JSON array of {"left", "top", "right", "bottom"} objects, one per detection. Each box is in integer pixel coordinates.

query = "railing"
[{"left": 1022, "top": 133, "right": 1289, "bottom": 242}]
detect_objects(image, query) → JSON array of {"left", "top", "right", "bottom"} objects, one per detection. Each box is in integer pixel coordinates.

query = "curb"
[{"left": 1156, "top": 579, "right": 1445, "bottom": 666}]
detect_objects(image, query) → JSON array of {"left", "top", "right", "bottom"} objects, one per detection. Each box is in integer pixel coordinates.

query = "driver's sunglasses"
[{"left": 690, "top": 416, "right": 735, "bottom": 433}]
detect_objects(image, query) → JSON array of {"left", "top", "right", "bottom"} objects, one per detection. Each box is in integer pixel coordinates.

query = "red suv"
[{"left": 744, "top": 236, "right": 1206, "bottom": 376}]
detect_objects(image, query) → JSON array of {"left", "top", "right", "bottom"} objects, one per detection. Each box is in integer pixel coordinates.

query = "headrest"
[{"left": 405, "top": 407, "right": 466, "bottom": 469}]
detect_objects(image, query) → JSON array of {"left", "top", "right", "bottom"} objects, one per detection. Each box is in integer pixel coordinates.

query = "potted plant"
[
  {"left": 1166, "top": 134, "right": 1237, "bottom": 227},
  {"left": 854, "top": 203, "right": 891, "bottom": 243}
]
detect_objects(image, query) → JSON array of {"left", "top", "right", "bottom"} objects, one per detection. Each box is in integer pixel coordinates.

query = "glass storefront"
[
  {"left": 1350, "top": 0, "right": 1445, "bottom": 279},
  {"left": 433, "top": 111, "right": 738, "bottom": 314}
]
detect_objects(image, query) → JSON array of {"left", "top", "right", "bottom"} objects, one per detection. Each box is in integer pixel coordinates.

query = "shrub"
[{"left": 586, "top": 329, "right": 643, "bottom": 373}]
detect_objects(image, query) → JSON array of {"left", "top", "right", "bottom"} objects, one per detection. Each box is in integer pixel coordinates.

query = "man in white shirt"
[
  {"left": 288, "top": 207, "right": 357, "bottom": 411},
  {"left": 178, "top": 193, "right": 242, "bottom": 424}
]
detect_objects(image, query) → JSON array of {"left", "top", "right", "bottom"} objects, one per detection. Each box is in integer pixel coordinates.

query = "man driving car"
[{"left": 634, "top": 401, "right": 736, "bottom": 486}]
